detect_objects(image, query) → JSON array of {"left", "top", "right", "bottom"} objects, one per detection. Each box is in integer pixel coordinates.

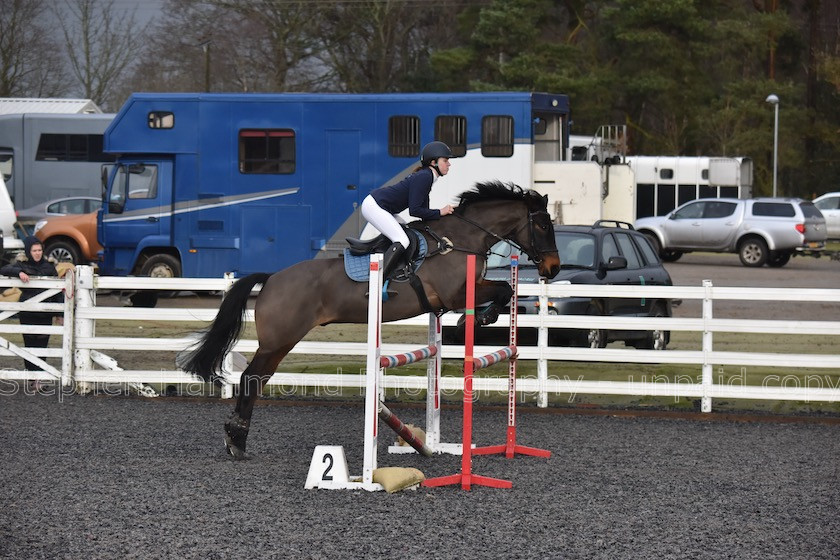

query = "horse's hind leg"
[{"left": 224, "top": 347, "right": 289, "bottom": 460}]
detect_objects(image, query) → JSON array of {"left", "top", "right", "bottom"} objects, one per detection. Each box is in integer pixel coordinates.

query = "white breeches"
[{"left": 361, "top": 195, "right": 410, "bottom": 249}]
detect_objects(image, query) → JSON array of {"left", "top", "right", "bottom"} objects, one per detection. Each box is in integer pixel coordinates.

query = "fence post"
[
  {"left": 74, "top": 265, "right": 96, "bottom": 393},
  {"left": 701, "top": 279, "right": 713, "bottom": 412},
  {"left": 537, "top": 278, "right": 549, "bottom": 408},
  {"left": 60, "top": 267, "right": 76, "bottom": 389}
]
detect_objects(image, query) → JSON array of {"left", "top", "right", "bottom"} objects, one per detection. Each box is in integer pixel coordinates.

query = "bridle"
[{"left": 450, "top": 205, "right": 556, "bottom": 264}]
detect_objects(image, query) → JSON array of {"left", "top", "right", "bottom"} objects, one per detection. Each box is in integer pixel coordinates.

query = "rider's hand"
[{"left": 440, "top": 204, "right": 454, "bottom": 216}]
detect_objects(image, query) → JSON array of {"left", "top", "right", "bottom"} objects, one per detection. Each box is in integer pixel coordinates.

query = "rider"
[{"left": 360, "top": 141, "right": 455, "bottom": 279}]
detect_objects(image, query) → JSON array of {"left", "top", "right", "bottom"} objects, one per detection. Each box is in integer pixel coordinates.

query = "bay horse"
[{"left": 178, "top": 180, "right": 560, "bottom": 459}]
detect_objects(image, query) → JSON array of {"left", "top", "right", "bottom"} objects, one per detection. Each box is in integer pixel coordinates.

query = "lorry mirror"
[
  {"left": 128, "top": 164, "right": 146, "bottom": 174},
  {"left": 109, "top": 200, "right": 124, "bottom": 214}
]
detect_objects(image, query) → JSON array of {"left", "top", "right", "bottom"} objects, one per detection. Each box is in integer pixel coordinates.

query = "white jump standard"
[{"left": 305, "top": 254, "right": 434, "bottom": 491}]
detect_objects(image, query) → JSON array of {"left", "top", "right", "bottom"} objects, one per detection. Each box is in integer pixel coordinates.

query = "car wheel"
[
  {"left": 767, "top": 251, "right": 792, "bottom": 268},
  {"left": 738, "top": 237, "right": 769, "bottom": 267},
  {"left": 639, "top": 304, "right": 668, "bottom": 350},
  {"left": 45, "top": 240, "right": 81, "bottom": 264},
  {"left": 579, "top": 304, "right": 606, "bottom": 348},
  {"left": 660, "top": 250, "right": 683, "bottom": 262},
  {"left": 643, "top": 233, "right": 662, "bottom": 255}
]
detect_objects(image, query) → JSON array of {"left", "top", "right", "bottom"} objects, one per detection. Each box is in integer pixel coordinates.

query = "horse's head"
[
  {"left": 455, "top": 181, "right": 560, "bottom": 279},
  {"left": 519, "top": 189, "right": 561, "bottom": 278}
]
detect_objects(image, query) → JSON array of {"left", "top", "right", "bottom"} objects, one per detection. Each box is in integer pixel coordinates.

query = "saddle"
[
  {"left": 345, "top": 226, "right": 423, "bottom": 281},
  {"left": 344, "top": 226, "right": 441, "bottom": 311}
]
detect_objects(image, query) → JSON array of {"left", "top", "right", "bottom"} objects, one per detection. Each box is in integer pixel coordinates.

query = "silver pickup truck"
[{"left": 634, "top": 197, "right": 826, "bottom": 267}]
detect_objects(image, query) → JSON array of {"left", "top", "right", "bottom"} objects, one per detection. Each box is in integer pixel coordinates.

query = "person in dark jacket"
[
  {"left": 361, "top": 141, "right": 456, "bottom": 279},
  {"left": 0, "top": 236, "right": 61, "bottom": 378}
]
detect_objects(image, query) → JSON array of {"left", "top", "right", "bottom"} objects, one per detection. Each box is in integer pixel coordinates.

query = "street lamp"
[{"left": 765, "top": 94, "right": 779, "bottom": 197}]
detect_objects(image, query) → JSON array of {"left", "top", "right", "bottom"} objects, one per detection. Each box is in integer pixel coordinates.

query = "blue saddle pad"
[{"left": 343, "top": 229, "right": 428, "bottom": 282}]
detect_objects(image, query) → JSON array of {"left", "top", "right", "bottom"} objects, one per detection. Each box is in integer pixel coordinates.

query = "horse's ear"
[{"left": 542, "top": 194, "right": 549, "bottom": 205}]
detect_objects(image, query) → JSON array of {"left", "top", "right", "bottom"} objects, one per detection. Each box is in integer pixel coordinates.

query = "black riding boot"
[{"left": 381, "top": 242, "right": 406, "bottom": 280}]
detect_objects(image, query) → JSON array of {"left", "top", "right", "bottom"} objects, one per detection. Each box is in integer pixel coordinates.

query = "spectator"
[{"left": 0, "top": 236, "right": 63, "bottom": 390}]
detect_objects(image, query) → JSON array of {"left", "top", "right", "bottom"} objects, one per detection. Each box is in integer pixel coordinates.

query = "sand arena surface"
[{"left": 2, "top": 393, "right": 837, "bottom": 559}]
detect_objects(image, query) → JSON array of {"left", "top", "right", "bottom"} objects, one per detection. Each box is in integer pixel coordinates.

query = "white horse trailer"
[{"left": 628, "top": 156, "right": 753, "bottom": 219}]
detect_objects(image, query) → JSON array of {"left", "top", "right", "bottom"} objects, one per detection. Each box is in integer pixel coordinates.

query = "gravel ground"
[{"left": 2, "top": 392, "right": 838, "bottom": 559}]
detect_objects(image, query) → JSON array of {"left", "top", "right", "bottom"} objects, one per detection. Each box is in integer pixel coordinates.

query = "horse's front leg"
[{"left": 474, "top": 279, "right": 514, "bottom": 326}]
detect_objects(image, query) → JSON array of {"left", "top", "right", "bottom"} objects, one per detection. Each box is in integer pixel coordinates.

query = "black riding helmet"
[{"left": 420, "top": 141, "right": 453, "bottom": 166}]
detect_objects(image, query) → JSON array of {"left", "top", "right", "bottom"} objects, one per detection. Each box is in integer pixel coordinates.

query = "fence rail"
[{"left": 0, "top": 265, "right": 837, "bottom": 411}]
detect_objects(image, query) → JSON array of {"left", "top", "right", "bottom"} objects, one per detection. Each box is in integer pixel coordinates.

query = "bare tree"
[
  {"left": 56, "top": 0, "right": 139, "bottom": 109},
  {"left": 208, "top": 0, "right": 330, "bottom": 91},
  {"left": 121, "top": 0, "right": 330, "bottom": 97},
  {"left": 317, "top": 0, "right": 457, "bottom": 92},
  {"left": 0, "top": 0, "right": 67, "bottom": 97}
]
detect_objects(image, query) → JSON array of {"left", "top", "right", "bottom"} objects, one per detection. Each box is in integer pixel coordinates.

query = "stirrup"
[{"left": 365, "top": 280, "right": 398, "bottom": 299}]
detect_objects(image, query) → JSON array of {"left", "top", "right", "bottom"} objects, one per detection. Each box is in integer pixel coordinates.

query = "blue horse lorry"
[{"left": 98, "top": 91, "right": 611, "bottom": 279}]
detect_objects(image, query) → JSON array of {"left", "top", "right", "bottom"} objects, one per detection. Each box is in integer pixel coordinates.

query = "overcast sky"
[{"left": 110, "top": 0, "right": 164, "bottom": 24}]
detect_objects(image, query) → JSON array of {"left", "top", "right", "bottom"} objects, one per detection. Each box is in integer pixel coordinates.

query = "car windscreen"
[
  {"left": 556, "top": 232, "right": 596, "bottom": 267},
  {"left": 487, "top": 231, "right": 596, "bottom": 269},
  {"left": 486, "top": 240, "right": 528, "bottom": 269}
]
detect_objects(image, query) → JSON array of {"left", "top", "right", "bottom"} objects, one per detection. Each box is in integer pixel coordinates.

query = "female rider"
[{"left": 360, "top": 141, "right": 455, "bottom": 279}]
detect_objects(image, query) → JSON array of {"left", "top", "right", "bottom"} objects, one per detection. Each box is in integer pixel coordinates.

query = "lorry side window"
[
  {"left": 239, "top": 129, "right": 295, "bottom": 174},
  {"left": 435, "top": 116, "right": 466, "bottom": 157},
  {"left": 0, "top": 154, "right": 11, "bottom": 182},
  {"left": 481, "top": 115, "right": 514, "bottom": 157},
  {"left": 128, "top": 165, "right": 157, "bottom": 199},
  {"left": 388, "top": 116, "right": 420, "bottom": 158},
  {"left": 148, "top": 111, "right": 174, "bottom": 129},
  {"left": 36, "top": 133, "right": 115, "bottom": 163}
]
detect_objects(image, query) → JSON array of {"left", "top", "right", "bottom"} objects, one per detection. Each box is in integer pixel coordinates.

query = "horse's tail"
[{"left": 176, "top": 273, "right": 271, "bottom": 381}]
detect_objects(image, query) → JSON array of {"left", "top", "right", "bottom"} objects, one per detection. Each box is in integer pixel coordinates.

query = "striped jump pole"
[
  {"left": 423, "top": 254, "right": 513, "bottom": 490},
  {"left": 474, "top": 254, "right": 551, "bottom": 460}
]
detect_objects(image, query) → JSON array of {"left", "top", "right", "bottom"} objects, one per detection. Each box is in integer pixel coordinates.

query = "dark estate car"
[{"left": 452, "top": 221, "right": 674, "bottom": 349}]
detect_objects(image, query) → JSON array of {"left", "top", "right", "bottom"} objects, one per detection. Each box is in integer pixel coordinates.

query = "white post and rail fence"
[{"left": 0, "top": 265, "right": 838, "bottom": 411}]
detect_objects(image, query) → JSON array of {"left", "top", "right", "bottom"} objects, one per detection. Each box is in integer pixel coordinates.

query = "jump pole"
[
  {"left": 387, "top": 310, "right": 465, "bottom": 456},
  {"left": 473, "top": 254, "right": 551, "bottom": 459},
  {"left": 423, "top": 254, "right": 513, "bottom": 490}
]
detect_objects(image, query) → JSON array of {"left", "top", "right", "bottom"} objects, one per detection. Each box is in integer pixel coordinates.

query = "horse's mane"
[{"left": 454, "top": 180, "right": 532, "bottom": 215}]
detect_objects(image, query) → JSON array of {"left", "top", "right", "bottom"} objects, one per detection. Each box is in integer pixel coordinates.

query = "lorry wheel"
[
  {"left": 45, "top": 240, "right": 81, "bottom": 264},
  {"left": 738, "top": 237, "right": 769, "bottom": 267},
  {"left": 767, "top": 251, "right": 792, "bottom": 267},
  {"left": 139, "top": 254, "right": 181, "bottom": 278}
]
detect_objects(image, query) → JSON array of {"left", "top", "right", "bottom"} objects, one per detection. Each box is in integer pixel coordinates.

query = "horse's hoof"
[
  {"left": 223, "top": 414, "right": 251, "bottom": 460},
  {"left": 477, "top": 304, "right": 501, "bottom": 326},
  {"left": 224, "top": 436, "right": 251, "bottom": 460}
]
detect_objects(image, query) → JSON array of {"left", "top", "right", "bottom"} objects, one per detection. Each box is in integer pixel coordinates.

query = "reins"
[{"left": 445, "top": 209, "right": 553, "bottom": 264}]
